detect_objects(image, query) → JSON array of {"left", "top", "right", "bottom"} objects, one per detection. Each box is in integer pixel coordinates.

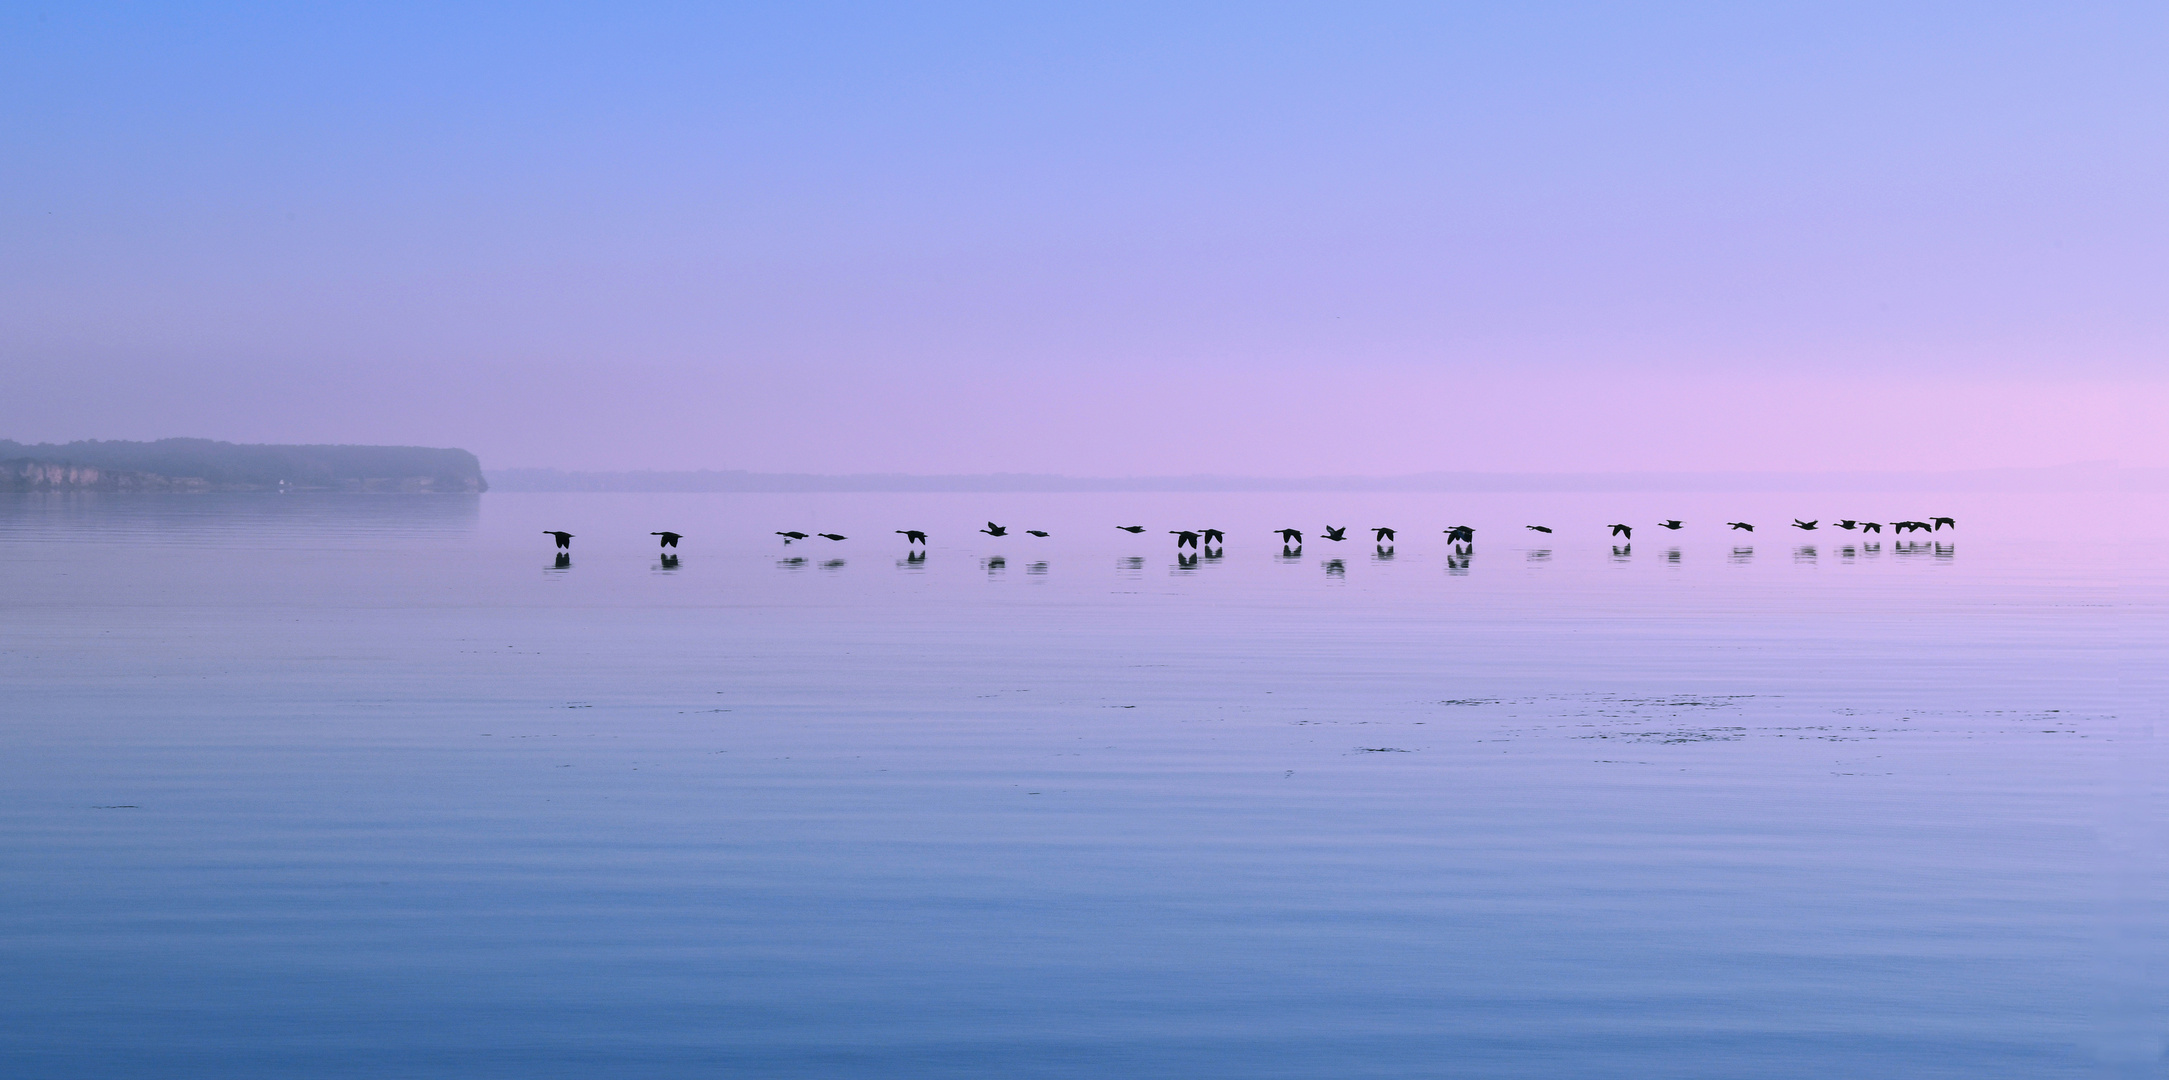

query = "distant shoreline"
[
  {"left": 1, "top": 439, "right": 486, "bottom": 493},
  {"left": 487, "top": 463, "right": 2156, "bottom": 494}
]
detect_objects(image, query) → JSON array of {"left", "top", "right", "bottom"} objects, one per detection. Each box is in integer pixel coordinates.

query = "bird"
[
  {"left": 1860, "top": 522, "right": 1883, "bottom": 534},
  {"left": 1274, "top": 529, "right": 1304, "bottom": 544},
  {"left": 1727, "top": 522, "right": 1754, "bottom": 531},
  {"left": 1116, "top": 525, "right": 1146, "bottom": 533},
  {"left": 1321, "top": 526, "right": 1348, "bottom": 542},
  {"left": 980, "top": 522, "right": 1008, "bottom": 537},
  {"left": 1609, "top": 524, "right": 1633, "bottom": 539},
  {"left": 650, "top": 531, "right": 682, "bottom": 548},
  {"left": 543, "top": 530, "right": 573, "bottom": 550},
  {"left": 1659, "top": 520, "right": 1684, "bottom": 530},
  {"left": 1836, "top": 520, "right": 1859, "bottom": 530},
  {"left": 776, "top": 531, "right": 810, "bottom": 543},
  {"left": 1445, "top": 525, "right": 1474, "bottom": 544},
  {"left": 1373, "top": 527, "right": 1397, "bottom": 543},
  {"left": 1932, "top": 517, "right": 1955, "bottom": 531},
  {"left": 1170, "top": 530, "right": 1201, "bottom": 548},
  {"left": 1200, "top": 529, "right": 1226, "bottom": 545},
  {"left": 1025, "top": 530, "right": 1050, "bottom": 537},
  {"left": 896, "top": 530, "right": 927, "bottom": 544},
  {"left": 1792, "top": 519, "right": 1819, "bottom": 530},
  {"left": 1524, "top": 525, "right": 1552, "bottom": 534},
  {"left": 817, "top": 533, "right": 847, "bottom": 541}
]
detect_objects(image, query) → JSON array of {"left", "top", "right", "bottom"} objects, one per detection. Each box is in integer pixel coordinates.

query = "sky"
[{"left": 3, "top": 2, "right": 2163, "bottom": 475}]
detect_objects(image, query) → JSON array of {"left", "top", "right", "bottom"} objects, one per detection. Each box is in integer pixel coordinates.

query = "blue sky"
[{"left": 3, "top": 3, "right": 2162, "bottom": 472}]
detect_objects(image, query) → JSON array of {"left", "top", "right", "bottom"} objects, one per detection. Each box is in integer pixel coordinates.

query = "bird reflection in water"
[
  {"left": 1840, "top": 545, "right": 1858, "bottom": 563},
  {"left": 1729, "top": 547, "right": 1754, "bottom": 564},
  {"left": 1279, "top": 544, "right": 1303, "bottom": 562},
  {"left": 1526, "top": 548, "right": 1551, "bottom": 563},
  {"left": 1666, "top": 547, "right": 1682, "bottom": 565},
  {"left": 1174, "top": 552, "right": 1199, "bottom": 572},
  {"left": 982, "top": 556, "right": 1006, "bottom": 575},
  {"left": 654, "top": 554, "right": 680, "bottom": 572},
  {"left": 1894, "top": 541, "right": 1955, "bottom": 561},
  {"left": 1201, "top": 545, "right": 1224, "bottom": 563},
  {"left": 1027, "top": 561, "right": 1048, "bottom": 575},
  {"left": 1862, "top": 542, "right": 1881, "bottom": 557},
  {"left": 1322, "top": 558, "right": 1346, "bottom": 579},
  {"left": 1445, "top": 548, "right": 1470, "bottom": 576},
  {"left": 1610, "top": 545, "right": 1631, "bottom": 563},
  {"left": 1794, "top": 546, "right": 1817, "bottom": 562},
  {"left": 821, "top": 559, "right": 846, "bottom": 571},
  {"left": 1373, "top": 544, "right": 1396, "bottom": 562},
  {"left": 548, "top": 552, "right": 572, "bottom": 572},
  {"left": 776, "top": 556, "right": 808, "bottom": 571},
  {"left": 896, "top": 550, "right": 927, "bottom": 569}
]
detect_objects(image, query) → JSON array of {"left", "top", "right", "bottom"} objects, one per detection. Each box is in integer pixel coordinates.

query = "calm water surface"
[{"left": 2, "top": 491, "right": 2163, "bottom": 1078}]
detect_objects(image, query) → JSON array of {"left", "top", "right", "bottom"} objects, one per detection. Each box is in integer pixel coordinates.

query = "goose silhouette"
[
  {"left": 980, "top": 522, "right": 1008, "bottom": 537},
  {"left": 1170, "top": 530, "right": 1201, "bottom": 548},
  {"left": 543, "top": 530, "right": 574, "bottom": 550},
  {"left": 1792, "top": 519, "right": 1819, "bottom": 530},
  {"left": 1025, "top": 530, "right": 1050, "bottom": 537},
  {"left": 1659, "top": 520, "right": 1684, "bottom": 531},
  {"left": 1445, "top": 525, "right": 1474, "bottom": 544},
  {"left": 776, "top": 531, "right": 809, "bottom": 543},
  {"left": 1609, "top": 524, "right": 1633, "bottom": 539},
  {"left": 1115, "top": 525, "right": 1146, "bottom": 534},
  {"left": 1321, "top": 526, "right": 1349, "bottom": 541},
  {"left": 1860, "top": 522, "right": 1883, "bottom": 534},
  {"left": 896, "top": 530, "right": 927, "bottom": 544},
  {"left": 1524, "top": 525, "right": 1552, "bottom": 534},
  {"left": 650, "top": 531, "right": 682, "bottom": 548},
  {"left": 1835, "top": 520, "right": 1859, "bottom": 530},
  {"left": 1275, "top": 529, "right": 1304, "bottom": 544},
  {"left": 1932, "top": 517, "right": 1955, "bottom": 531},
  {"left": 1200, "top": 529, "right": 1226, "bottom": 544},
  {"left": 1727, "top": 522, "right": 1754, "bottom": 531},
  {"left": 1373, "top": 527, "right": 1397, "bottom": 543},
  {"left": 817, "top": 533, "right": 847, "bottom": 541}
]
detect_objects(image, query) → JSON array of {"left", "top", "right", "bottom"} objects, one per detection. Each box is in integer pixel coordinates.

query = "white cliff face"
[
  {"left": 0, "top": 460, "right": 485, "bottom": 492},
  {"left": 0, "top": 461, "right": 212, "bottom": 492}
]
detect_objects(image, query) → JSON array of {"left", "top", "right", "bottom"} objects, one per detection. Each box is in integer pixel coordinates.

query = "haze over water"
[{"left": 3, "top": 490, "right": 2161, "bottom": 1078}]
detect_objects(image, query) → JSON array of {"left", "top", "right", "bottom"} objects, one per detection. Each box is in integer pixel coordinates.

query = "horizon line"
[{"left": 486, "top": 461, "right": 2157, "bottom": 494}]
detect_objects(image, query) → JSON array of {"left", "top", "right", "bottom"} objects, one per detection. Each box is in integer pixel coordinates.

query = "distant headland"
[{"left": 0, "top": 439, "right": 486, "bottom": 493}]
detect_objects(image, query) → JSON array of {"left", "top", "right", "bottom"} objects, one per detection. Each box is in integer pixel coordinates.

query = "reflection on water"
[
  {"left": 1278, "top": 544, "right": 1302, "bottom": 561},
  {"left": 1665, "top": 547, "right": 1682, "bottom": 565},
  {"left": 0, "top": 491, "right": 2152, "bottom": 1080},
  {"left": 821, "top": 559, "right": 845, "bottom": 571},
  {"left": 1611, "top": 544, "right": 1632, "bottom": 563},
  {"left": 1795, "top": 545, "right": 1818, "bottom": 563},
  {"left": 653, "top": 554, "right": 680, "bottom": 572},
  {"left": 549, "top": 552, "right": 572, "bottom": 572},
  {"left": 1373, "top": 545, "right": 1397, "bottom": 562}
]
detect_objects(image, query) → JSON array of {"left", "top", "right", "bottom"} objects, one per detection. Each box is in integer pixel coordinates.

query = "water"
[{"left": 2, "top": 491, "right": 2162, "bottom": 1078}]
